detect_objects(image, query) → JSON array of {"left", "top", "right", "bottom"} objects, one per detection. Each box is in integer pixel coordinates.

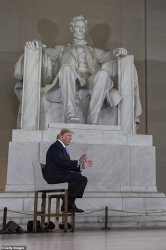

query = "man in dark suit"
[{"left": 43, "top": 128, "right": 92, "bottom": 213}]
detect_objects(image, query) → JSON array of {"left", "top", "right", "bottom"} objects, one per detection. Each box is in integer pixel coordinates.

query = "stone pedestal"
[
  {"left": 4, "top": 124, "right": 166, "bottom": 229},
  {"left": 7, "top": 124, "right": 155, "bottom": 192}
]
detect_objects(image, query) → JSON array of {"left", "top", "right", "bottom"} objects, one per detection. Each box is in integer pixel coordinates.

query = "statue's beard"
[{"left": 73, "top": 33, "right": 86, "bottom": 40}]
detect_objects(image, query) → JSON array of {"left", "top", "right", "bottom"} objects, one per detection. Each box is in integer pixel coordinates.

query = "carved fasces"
[{"left": 21, "top": 42, "right": 42, "bottom": 129}]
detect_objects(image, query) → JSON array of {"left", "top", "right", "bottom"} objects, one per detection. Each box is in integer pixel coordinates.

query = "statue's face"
[{"left": 72, "top": 20, "right": 87, "bottom": 40}]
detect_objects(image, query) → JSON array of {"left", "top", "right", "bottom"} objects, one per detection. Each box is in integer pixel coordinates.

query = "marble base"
[
  {"left": 7, "top": 128, "right": 155, "bottom": 192},
  {"left": 1, "top": 191, "right": 166, "bottom": 230},
  {"left": 12, "top": 124, "right": 153, "bottom": 145},
  {"left": 5, "top": 125, "right": 166, "bottom": 228}
]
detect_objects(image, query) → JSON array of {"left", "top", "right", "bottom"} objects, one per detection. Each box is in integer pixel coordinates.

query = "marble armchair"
[{"left": 14, "top": 45, "right": 142, "bottom": 133}]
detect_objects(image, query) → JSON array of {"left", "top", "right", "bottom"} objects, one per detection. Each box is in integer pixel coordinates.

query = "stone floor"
[{"left": 0, "top": 229, "right": 166, "bottom": 250}]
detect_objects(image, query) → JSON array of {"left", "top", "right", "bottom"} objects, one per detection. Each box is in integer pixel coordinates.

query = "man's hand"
[
  {"left": 113, "top": 47, "right": 128, "bottom": 57},
  {"left": 78, "top": 154, "right": 93, "bottom": 168},
  {"left": 78, "top": 153, "right": 87, "bottom": 165},
  {"left": 82, "top": 159, "right": 93, "bottom": 169}
]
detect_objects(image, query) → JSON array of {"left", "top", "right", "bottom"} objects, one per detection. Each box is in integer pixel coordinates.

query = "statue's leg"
[
  {"left": 87, "top": 70, "right": 111, "bottom": 124},
  {"left": 58, "top": 65, "right": 80, "bottom": 123}
]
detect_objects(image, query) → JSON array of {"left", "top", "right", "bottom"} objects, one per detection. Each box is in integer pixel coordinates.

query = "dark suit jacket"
[{"left": 43, "top": 140, "right": 80, "bottom": 183}]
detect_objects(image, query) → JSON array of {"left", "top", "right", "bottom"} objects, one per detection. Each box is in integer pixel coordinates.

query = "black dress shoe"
[
  {"left": 69, "top": 204, "right": 84, "bottom": 213},
  {"left": 61, "top": 204, "right": 84, "bottom": 213},
  {"left": 61, "top": 204, "right": 75, "bottom": 213}
]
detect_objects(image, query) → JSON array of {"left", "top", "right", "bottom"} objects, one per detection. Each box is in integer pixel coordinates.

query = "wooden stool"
[
  {"left": 48, "top": 194, "right": 75, "bottom": 232},
  {"left": 32, "top": 161, "right": 70, "bottom": 232}
]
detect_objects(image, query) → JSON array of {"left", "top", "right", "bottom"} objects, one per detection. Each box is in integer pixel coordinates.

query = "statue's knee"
[
  {"left": 61, "top": 64, "right": 73, "bottom": 74},
  {"left": 97, "top": 69, "right": 109, "bottom": 78}
]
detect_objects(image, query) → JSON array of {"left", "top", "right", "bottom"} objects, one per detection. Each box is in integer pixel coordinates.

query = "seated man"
[
  {"left": 43, "top": 128, "right": 92, "bottom": 213},
  {"left": 24, "top": 15, "right": 127, "bottom": 124}
]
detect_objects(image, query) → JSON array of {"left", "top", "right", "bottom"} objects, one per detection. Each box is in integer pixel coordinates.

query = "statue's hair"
[
  {"left": 70, "top": 15, "right": 88, "bottom": 29},
  {"left": 56, "top": 128, "right": 73, "bottom": 139}
]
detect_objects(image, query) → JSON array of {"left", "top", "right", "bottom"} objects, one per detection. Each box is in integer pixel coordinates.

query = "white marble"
[
  {"left": 122, "top": 197, "right": 145, "bottom": 210},
  {"left": 77, "top": 197, "right": 123, "bottom": 211},
  {"left": 43, "top": 129, "right": 127, "bottom": 144},
  {"left": 6, "top": 142, "right": 40, "bottom": 191},
  {"left": 71, "top": 144, "right": 129, "bottom": 189},
  {"left": 48, "top": 123, "right": 121, "bottom": 131},
  {"left": 39, "top": 142, "right": 52, "bottom": 163},
  {"left": 12, "top": 129, "right": 42, "bottom": 142},
  {"left": 145, "top": 197, "right": 166, "bottom": 210},
  {"left": 7, "top": 130, "right": 157, "bottom": 193},
  {"left": 117, "top": 56, "right": 135, "bottom": 133},
  {"left": 1, "top": 191, "right": 166, "bottom": 229},
  {"left": 0, "top": 197, "right": 23, "bottom": 211},
  {"left": 42, "top": 125, "right": 152, "bottom": 145},
  {"left": 12, "top": 128, "right": 153, "bottom": 146},
  {"left": 127, "top": 134, "right": 152, "bottom": 146},
  {"left": 121, "top": 185, "right": 157, "bottom": 192},
  {"left": 21, "top": 45, "right": 42, "bottom": 129},
  {"left": 39, "top": 141, "right": 157, "bottom": 192},
  {"left": 121, "top": 192, "right": 165, "bottom": 198},
  {"left": 5, "top": 122, "right": 165, "bottom": 228},
  {"left": 14, "top": 16, "right": 142, "bottom": 133},
  {"left": 130, "top": 146, "right": 156, "bottom": 186}
]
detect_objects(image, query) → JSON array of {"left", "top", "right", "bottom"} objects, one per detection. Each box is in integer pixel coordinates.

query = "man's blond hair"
[{"left": 56, "top": 128, "right": 73, "bottom": 139}]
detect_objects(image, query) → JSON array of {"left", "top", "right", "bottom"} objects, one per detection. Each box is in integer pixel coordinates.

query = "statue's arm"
[
  {"left": 94, "top": 48, "right": 112, "bottom": 64},
  {"left": 44, "top": 45, "right": 64, "bottom": 62},
  {"left": 14, "top": 40, "right": 44, "bottom": 81},
  {"left": 14, "top": 40, "right": 64, "bottom": 87},
  {"left": 94, "top": 47, "right": 128, "bottom": 65},
  {"left": 14, "top": 54, "right": 24, "bottom": 80},
  {"left": 134, "top": 66, "right": 142, "bottom": 124}
]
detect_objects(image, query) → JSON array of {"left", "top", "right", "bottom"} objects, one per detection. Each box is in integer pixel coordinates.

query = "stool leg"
[
  {"left": 33, "top": 191, "right": 38, "bottom": 232},
  {"left": 64, "top": 189, "right": 68, "bottom": 232},
  {"left": 71, "top": 212, "right": 75, "bottom": 232},
  {"left": 55, "top": 197, "right": 60, "bottom": 229},
  {"left": 48, "top": 196, "right": 51, "bottom": 224},
  {"left": 41, "top": 192, "right": 46, "bottom": 230}
]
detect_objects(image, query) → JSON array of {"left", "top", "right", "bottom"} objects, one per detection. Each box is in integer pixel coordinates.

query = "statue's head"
[{"left": 70, "top": 15, "right": 88, "bottom": 40}]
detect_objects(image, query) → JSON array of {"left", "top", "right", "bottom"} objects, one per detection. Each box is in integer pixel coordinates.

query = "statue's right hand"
[{"left": 25, "top": 40, "right": 43, "bottom": 50}]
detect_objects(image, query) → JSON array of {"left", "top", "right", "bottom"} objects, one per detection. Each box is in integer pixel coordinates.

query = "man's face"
[
  {"left": 72, "top": 20, "right": 87, "bottom": 40},
  {"left": 60, "top": 132, "right": 72, "bottom": 146}
]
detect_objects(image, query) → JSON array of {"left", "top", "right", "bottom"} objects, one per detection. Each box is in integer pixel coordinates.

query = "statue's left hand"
[
  {"left": 26, "top": 40, "right": 46, "bottom": 50},
  {"left": 113, "top": 47, "right": 128, "bottom": 57}
]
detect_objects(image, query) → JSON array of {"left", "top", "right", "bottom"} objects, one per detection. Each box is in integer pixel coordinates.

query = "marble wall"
[
  {"left": 146, "top": 0, "right": 166, "bottom": 192},
  {"left": 0, "top": 0, "right": 166, "bottom": 193}
]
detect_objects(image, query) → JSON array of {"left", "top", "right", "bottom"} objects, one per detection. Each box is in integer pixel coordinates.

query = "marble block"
[
  {"left": 5, "top": 122, "right": 166, "bottom": 229},
  {"left": 43, "top": 127, "right": 127, "bottom": 145},
  {"left": 0, "top": 196, "right": 23, "bottom": 211},
  {"left": 12, "top": 129, "right": 42, "bottom": 142},
  {"left": 69, "top": 143, "right": 129, "bottom": 190},
  {"left": 6, "top": 142, "right": 40, "bottom": 191},
  {"left": 39, "top": 142, "right": 156, "bottom": 192},
  {"left": 127, "top": 134, "right": 152, "bottom": 146},
  {"left": 11, "top": 128, "right": 153, "bottom": 146},
  {"left": 43, "top": 126, "right": 152, "bottom": 146},
  {"left": 122, "top": 197, "right": 145, "bottom": 210},
  {"left": 130, "top": 146, "right": 156, "bottom": 186}
]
